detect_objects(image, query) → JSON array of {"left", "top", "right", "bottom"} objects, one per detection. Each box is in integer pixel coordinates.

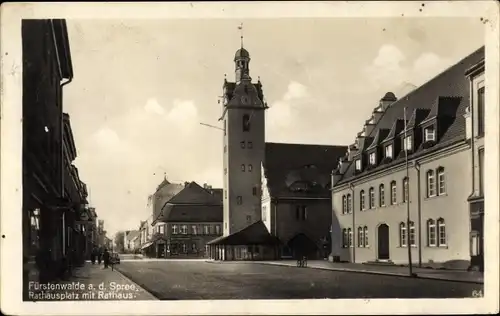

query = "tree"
[{"left": 114, "top": 231, "right": 125, "bottom": 253}]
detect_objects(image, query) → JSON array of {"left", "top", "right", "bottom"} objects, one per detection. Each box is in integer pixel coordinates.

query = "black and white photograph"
[{"left": 1, "top": 1, "right": 499, "bottom": 315}]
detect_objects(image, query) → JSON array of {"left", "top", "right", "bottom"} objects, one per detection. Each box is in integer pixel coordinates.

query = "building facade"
[
  {"left": 261, "top": 143, "right": 347, "bottom": 259},
  {"left": 150, "top": 182, "right": 223, "bottom": 258},
  {"left": 464, "top": 58, "right": 485, "bottom": 271},
  {"left": 330, "top": 47, "right": 485, "bottom": 270},
  {"left": 22, "top": 19, "right": 92, "bottom": 297},
  {"left": 221, "top": 46, "right": 268, "bottom": 238}
]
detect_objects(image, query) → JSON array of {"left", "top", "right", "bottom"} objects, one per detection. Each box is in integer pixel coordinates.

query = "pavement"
[
  {"left": 250, "top": 260, "right": 484, "bottom": 284},
  {"left": 26, "top": 262, "right": 158, "bottom": 301},
  {"left": 115, "top": 260, "right": 483, "bottom": 299}
]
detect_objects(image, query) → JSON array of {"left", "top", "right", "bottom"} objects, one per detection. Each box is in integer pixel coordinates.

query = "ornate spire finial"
[
  {"left": 163, "top": 172, "right": 167, "bottom": 180},
  {"left": 238, "top": 22, "right": 244, "bottom": 48}
]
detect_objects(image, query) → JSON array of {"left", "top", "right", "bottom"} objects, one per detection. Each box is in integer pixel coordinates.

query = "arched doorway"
[
  {"left": 377, "top": 224, "right": 390, "bottom": 260},
  {"left": 287, "top": 233, "right": 319, "bottom": 259}
]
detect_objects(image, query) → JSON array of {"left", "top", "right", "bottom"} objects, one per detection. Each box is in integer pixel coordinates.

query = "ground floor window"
[{"left": 470, "top": 231, "right": 480, "bottom": 256}]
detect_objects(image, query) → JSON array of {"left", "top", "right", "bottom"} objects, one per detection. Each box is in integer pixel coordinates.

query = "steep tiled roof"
[
  {"left": 166, "top": 181, "right": 222, "bottom": 206},
  {"left": 264, "top": 142, "right": 348, "bottom": 198},
  {"left": 126, "top": 230, "right": 140, "bottom": 240},
  {"left": 206, "top": 220, "right": 280, "bottom": 246},
  {"left": 367, "top": 129, "right": 390, "bottom": 150},
  {"left": 406, "top": 108, "right": 431, "bottom": 130},
  {"left": 337, "top": 46, "right": 484, "bottom": 185},
  {"left": 160, "top": 204, "right": 223, "bottom": 223}
]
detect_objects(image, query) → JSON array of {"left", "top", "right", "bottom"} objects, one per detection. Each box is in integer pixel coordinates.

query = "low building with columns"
[{"left": 330, "top": 46, "right": 484, "bottom": 271}]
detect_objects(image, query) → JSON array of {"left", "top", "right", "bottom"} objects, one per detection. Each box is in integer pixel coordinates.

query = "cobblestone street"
[{"left": 115, "top": 260, "right": 484, "bottom": 300}]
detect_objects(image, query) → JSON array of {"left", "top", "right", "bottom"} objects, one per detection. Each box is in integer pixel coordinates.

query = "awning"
[
  {"left": 207, "top": 220, "right": 281, "bottom": 246},
  {"left": 140, "top": 241, "right": 154, "bottom": 249}
]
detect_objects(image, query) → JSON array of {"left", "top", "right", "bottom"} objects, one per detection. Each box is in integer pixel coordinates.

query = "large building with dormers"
[{"left": 330, "top": 46, "right": 485, "bottom": 271}]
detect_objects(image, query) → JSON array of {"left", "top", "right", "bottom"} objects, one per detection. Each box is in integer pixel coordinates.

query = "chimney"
[
  {"left": 356, "top": 131, "right": 366, "bottom": 150},
  {"left": 203, "top": 183, "right": 208, "bottom": 189},
  {"left": 379, "top": 92, "right": 397, "bottom": 111},
  {"left": 363, "top": 120, "right": 376, "bottom": 136},
  {"left": 347, "top": 144, "right": 358, "bottom": 161},
  {"left": 184, "top": 181, "right": 189, "bottom": 187}
]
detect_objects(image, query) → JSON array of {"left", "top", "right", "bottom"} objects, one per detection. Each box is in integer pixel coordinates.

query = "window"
[
  {"left": 248, "top": 164, "right": 253, "bottom": 172},
  {"left": 348, "top": 228, "right": 353, "bottom": 247},
  {"left": 248, "top": 141, "right": 253, "bottom": 149},
  {"left": 237, "top": 196, "right": 242, "bottom": 205},
  {"left": 240, "top": 141, "right": 246, "bottom": 148},
  {"left": 437, "top": 167, "right": 445, "bottom": 195},
  {"left": 241, "top": 164, "right": 246, "bottom": 172},
  {"left": 358, "top": 227, "right": 364, "bottom": 247},
  {"left": 192, "top": 243, "right": 197, "bottom": 251},
  {"left": 342, "top": 195, "right": 347, "bottom": 214},
  {"left": 404, "top": 136, "right": 412, "bottom": 151},
  {"left": 424, "top": 127, "right": 435, "bottom": 142},
  {"left": 427, "top": 219, "right": 436, "bottom": 246},
  {"left": 478, "top": 86, "right": 485, "bottom": 136},
  {"left": 385, "top": 144, "right": 393, "bottom": 158},
  {"left": 438, "top": 218, "right": 446, "bottom": 246},
  {"left": 342, "top": 229, "right": 348, "bottom": 248},
  {"left": 403, "top": 177, "right": 409, "bottom": 202},
  {"left": 262, "top": 206, "right": 267, "bottom": 221},
  {"left": 379, "top": 184, "right": 385, "bottom": 207},
  {"left": 355, "top": 159, "right": 361, "bottom": 171},
  {"left": 470, "top": 231, "right": 480, "bottom": 256},
  {"left": 359, "top": 190, "right": 366, "bottom": 210},
  {"left": 191, "top": 225, "right": 197, "bottom": 235},
  {"left": 363, "top": 226, "right": 369, "bottom": 247},
  {"left": 224, "top": 145, "right": 227, "bottom": 153},
  {"left": 399, "top": 222, "right": 407, "bottom": 247},
  {"left": 224, "top": 120, "right": 227, "bottom": 135},
  {"left": 369, "top": 152, "right": 376, "bottom": 165},
  {"left": 215, "top": 225, "right": 221, "bottom": 235},
  {"left": 346, "top": 194, "right": 352, "bottom": 213},
  {"left": 242, "top": 114, "right": 250, "bottom": 132},
  {"left": 427, "top": 170, "right": 436, "bottom": 197},
  {"left": 224, "top": 190, "right": 227, "bottom": 199},
  {"left": 252, "top": 186, "right": 257, "bottom": 196},
  {"left": 181, "top": 225, "right": 187, "bottom": 234},
  {"left": 204, "top": 225, "right": 210, "bottom": 235},
  {"left": 409, "top": 221, "right": 416, "bottom": 247},
  {"left": 224, "top": 168, "right": 227, "bottom": 175},
  {"left": 246, "top": 215, "right": 251, "bottom": 223},
  {"left": 295, "top": 205, "right": 307, "bottom": 220},
  {"left": 159, "top": 225, "right": 165, "bottom": 234},
  {"left": 390, "top": 181, "right": 397, "bottom": 205},
  {"left": 172, "top": 225, "right": 178, "bottom": 234},
  {"left": 479, "top": 149, "right": 484, "bottom": 195},
  {"left": 182, "top": 243, "right": 187, "bottom": 253},
  {"left": 368, "top": 188, "right": 375, "bottom": 209}
]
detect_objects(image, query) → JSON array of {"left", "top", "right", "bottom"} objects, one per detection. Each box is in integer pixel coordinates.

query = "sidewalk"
[
  {"left": 254, "top": 260, "right": 484, "bottom": 284},
  {"left": 27, "top": 263, "right": 158, "bottom": 301}
]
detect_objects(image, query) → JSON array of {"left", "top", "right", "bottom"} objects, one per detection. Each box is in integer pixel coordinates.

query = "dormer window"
[
  {"left": 369, "top": 152, "right": 376, "bottom": 165},
  {"left": 424, "top": 127, "right": 435, "bottom": 142},
  {"left": 404, "top": 136, "right": 412, "bottom": 151},
  {"left": 385, "top": 144, "right": 393, "bottom": 158},
  {"left": 355, "top": 159, "right": 361, "bottom": 171}
]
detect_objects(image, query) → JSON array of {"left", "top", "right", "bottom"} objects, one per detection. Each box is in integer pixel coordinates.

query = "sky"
[{"left": 63, "top": 18, "right": 484, "bottom": 236}]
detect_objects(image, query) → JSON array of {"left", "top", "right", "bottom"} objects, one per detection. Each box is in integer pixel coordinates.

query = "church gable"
[{"left": 167, "top": 181, "right": 222, "bottom": 205}]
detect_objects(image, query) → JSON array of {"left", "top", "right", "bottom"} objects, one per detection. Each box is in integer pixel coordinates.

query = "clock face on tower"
[{"left": 241, "top": 95, "right": 250, "bottom": 105}]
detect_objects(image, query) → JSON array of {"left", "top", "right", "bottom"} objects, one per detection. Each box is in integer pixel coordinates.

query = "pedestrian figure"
[
  {"left": 103, "top": 248, "right": 110, "bottom": 269},
  {"left": 97, "top": 248, "right": 102, "bottom": 265},
  {"left": 91, "top": 247, "right": 97, "bottom": 264}
]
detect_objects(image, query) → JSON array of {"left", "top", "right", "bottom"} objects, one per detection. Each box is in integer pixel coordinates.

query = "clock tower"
[{"left": 220, "top": 46, "right": 268, "bottom": 236}]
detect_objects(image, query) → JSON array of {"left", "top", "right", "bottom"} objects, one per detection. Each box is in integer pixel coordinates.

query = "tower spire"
[{"left": 238, "top": 22, "right": 244, "bottom": 48}]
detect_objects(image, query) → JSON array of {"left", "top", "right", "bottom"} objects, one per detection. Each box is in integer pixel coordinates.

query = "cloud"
[
  {"left": 364, "top": 44, "right": 453, "bottom": 93},
  {"left": 165, "top": 99, "right": 198, "bottom": 133},
  {"left": 266, "top": 81, "right": 310, "bottom": 141},
  {"left": 144, "top": 98, "right": 165, "bottom": 115}
]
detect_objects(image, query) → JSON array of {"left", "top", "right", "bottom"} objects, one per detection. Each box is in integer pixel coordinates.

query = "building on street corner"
[
  {"left": 150, "top": 181, "right": 223, "bottom": 258},
  {"left": 329, "top": 46, "right": 485, "bottom": 270}
]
